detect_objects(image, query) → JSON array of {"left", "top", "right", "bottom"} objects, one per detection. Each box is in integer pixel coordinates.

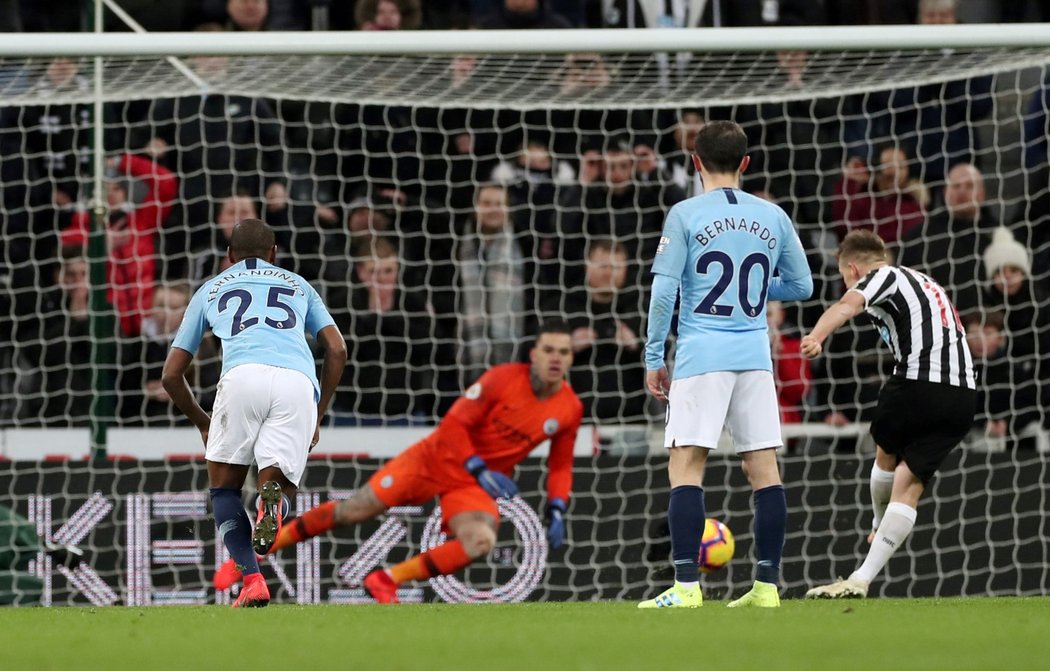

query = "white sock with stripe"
[{"left": 851, "top": 501, "right": 917, "bottom": 584}]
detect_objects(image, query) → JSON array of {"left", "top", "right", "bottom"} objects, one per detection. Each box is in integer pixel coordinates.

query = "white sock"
[
  {"left": 869, "top": 464, "right": 896, "bottom": 531},
  {"left": 851, "top": 502, "right": 917, "bottom": 583},
  {"left": 675, "top": 580, "right": 699, "bottom": 590}
]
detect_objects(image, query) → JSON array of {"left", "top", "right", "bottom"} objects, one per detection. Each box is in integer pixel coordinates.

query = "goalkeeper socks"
[
  {"left": 270, "top": 500, "right": 337, "bottom": 553},
  {"left": 852, "top": 501, "right": 917, "bottom": 583},
  {"left": 209, "top": 487, "right": 260, "bottom": 577},
  {"left": 869, "top": 464, "right": 896, "bottom": 531},
  {"left": 388, "top": 540, "right": 472, "bottom": 584},
  {"left": 753, "top": 484, "right": 787, "bottom": 586},
  {"left": 668, "top": 485, "right": 705, "bottom": 583}
]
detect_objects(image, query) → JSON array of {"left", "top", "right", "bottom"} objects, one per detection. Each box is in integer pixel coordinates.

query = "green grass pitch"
[{"left": 3, "top": 598, "right": 1048, "bottom": 670}]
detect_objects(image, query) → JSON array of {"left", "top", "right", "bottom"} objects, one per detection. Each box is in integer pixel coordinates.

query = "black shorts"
[{"left": 869, "top": 377, "right": 977, "bottom": 485}]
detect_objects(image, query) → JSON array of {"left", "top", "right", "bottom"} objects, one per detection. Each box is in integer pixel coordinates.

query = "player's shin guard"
[
  {"left": 387, "top": 540, "right": 472, "bottom": 584},
  {"left": 269, "top": 500, "right": 338, "bottom": 553},
  {"left": 852, "top": 502, "right": 917, "bottom": 583},
  {"left": 209, "top": 487, "right": 260, "bottom": 577},
  {"left": 753, "top": 484, "right": 786, "bottom": 586},
  {"left": 668, "top": 485, "right": 705, "bottom": 584}
]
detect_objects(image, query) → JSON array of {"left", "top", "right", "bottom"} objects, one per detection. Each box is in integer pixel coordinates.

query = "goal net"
[{"left": 1, "top": 26, "right": 1049, "bottom": 605}]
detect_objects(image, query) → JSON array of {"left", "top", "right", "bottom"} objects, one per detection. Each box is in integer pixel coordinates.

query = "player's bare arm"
[
  {"left": 161, "top": 347, "right": 210, "bottom": 445},
  {"left": 313, "top": 324, "right": 348, "bottom": 449},
  {"left": 800, "top": 291, "right": 867, "bottom": 359}
]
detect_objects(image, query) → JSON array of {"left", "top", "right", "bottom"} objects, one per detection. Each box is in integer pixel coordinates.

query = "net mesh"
[
  {"left": 1, "top": 42, "right": 1049, "bottom": 605},
  {"left": 3, "top": 47, "right": 1050, "bottom": 107}
]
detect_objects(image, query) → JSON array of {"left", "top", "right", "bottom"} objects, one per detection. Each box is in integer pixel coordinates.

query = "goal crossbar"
[{"left": 0, "top": 25, "right": 1049, "bottom": 58}]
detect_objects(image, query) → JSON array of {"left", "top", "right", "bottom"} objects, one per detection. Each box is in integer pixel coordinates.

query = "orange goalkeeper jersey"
[{"left": 428, "top": 363, "right": 583, "bottom": 503}]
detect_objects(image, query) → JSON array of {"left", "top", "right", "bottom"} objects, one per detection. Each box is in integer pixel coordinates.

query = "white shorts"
[
  {"left": 206, "top": 363, "right": 317, "bottom": 486},
  {"left": 664, "top": 370, "right": 782, "bottom": 453}
]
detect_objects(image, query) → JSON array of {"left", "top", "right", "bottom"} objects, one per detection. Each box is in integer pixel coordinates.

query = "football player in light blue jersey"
[
  {"left": 639, "top": 121, "right": 813, "bottom": 610},
  {"left": 162, "top": 219, "right": 347, "bottom": 608}
]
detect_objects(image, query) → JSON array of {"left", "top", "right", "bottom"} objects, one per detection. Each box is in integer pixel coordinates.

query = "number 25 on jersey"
[{"left": 219, "top": 287, "right": 298, "bottom": 335}]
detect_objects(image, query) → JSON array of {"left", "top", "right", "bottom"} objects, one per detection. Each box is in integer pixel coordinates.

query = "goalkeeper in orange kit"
[{"left": 214, "top": 320, "right": 583, "bottom": 603}]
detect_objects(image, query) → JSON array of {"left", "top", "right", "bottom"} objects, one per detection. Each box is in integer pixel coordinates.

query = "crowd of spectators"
[
  {"left": 5, "top": 0, "right": 1050, "bottom": 32},
  {"left": 2, "top": 0, "right": 1050, "bottom": 452}
]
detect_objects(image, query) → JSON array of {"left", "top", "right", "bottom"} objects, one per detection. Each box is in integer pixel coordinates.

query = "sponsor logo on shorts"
[
  {"left": 380, "top": 475, "right": 394, "bottom": 489},
  {"left": 543, "top": 418, "right": 559, "bottom": 436},
  {"left": 465, "top": 383, "right": 482, "bottom": 400}
]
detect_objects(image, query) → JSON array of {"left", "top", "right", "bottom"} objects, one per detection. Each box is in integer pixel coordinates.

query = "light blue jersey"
[
  {"left": 172, "top": 258, "right": 336, "bottom": 400},
  {"left": 645, "top": 187, "right": 813, "bottom": 378}
]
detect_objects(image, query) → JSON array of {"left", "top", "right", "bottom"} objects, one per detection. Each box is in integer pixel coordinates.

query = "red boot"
[
  {"left": 363, "top": 570, "right": 399, "bottom": 604},
  {"left": 231, "top": 573, "right": 270, "bottom": 608}
]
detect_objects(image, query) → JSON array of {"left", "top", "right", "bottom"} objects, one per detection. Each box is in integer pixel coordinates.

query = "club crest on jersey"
[
  {"left": 465, "top": 383, "right": 482, "bottom": 400},
  {"left": 543, "top": 418, "right": 559, "bottom": 436},
  {"left": 656, "top": 236, "right": 671, "bottom": 255}
]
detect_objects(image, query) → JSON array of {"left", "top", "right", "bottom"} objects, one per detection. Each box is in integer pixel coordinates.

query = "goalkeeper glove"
[
  {"left": 546, "top": 498, "right": 567, "bottom": 550},
  {"left": 465, "top": 455, "right": 518, "bottom": 500}
]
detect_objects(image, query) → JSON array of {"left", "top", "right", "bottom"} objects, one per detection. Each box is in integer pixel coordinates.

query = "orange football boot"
[
  {"left": 363, "top": 570, "right": 399, "bottom": 604},
  {"left": 231, "top": 573, "right": 270, "bottom": 608}
]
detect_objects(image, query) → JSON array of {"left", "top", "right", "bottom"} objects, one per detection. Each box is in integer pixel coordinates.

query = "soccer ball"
[{"left": 698, "top": 519, "right": 735, "bottom": 573}]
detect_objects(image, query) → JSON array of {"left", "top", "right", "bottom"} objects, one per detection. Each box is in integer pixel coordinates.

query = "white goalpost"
[{"left": 1, "top": 23, "right": 1049, "bottom": 605}]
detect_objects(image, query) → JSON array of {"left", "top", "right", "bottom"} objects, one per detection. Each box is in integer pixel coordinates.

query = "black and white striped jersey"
[{"left": 850, "top": 265, "right": 976, "bottom": 389}]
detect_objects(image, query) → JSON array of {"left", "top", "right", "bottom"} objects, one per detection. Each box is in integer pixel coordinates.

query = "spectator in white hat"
[
  {"left": 981, "top": 227, "right": 1049, "bottom": 428},
  {"left": 983, "top": 226, "right": 1032, "bottom": 297}
]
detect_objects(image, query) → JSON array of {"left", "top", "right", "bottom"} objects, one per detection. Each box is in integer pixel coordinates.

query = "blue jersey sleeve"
[
  {"left": 768, "top": 211, "right": 813, "bottom": 301},
  {"left": 171, "top": 287, "right": 209, "bottom": 355},
  {"left": 651, "top": 206, "right": 689, "bottom": 279},
  {"left": 645, "top": 273, "right": 680, "bottom": 371},
  {"left": 304, "top": 285, "right": 336, "bottom": 337}
]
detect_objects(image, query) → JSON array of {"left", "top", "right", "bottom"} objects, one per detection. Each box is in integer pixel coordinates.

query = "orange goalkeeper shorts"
[{"left": 367, "top": 440, "right": 499, "bottom": 532}]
